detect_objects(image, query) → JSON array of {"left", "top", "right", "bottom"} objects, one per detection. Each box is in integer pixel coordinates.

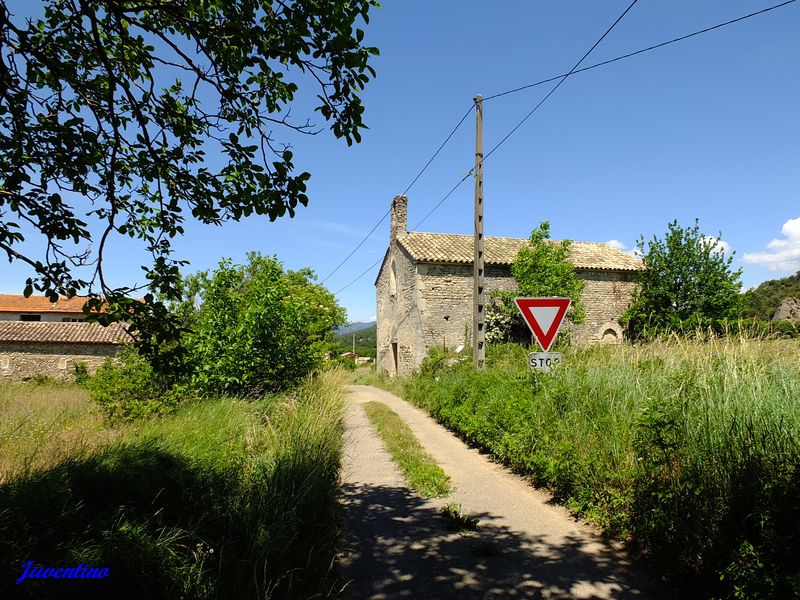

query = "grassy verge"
[
  {"left": 363, "top": 401, "right": 451, "bottom": 498},
  {"left": 0, "top": 369, "right": 347, "bottom": 599},
  {"left": 0, "top": 382, "right": 123, "bottom": 483},
  {"left": 398, "top": 338, "right": 800, "bottom": 599}
]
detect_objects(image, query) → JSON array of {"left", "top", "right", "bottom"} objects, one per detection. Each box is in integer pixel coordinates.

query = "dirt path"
[{"left": 337, "top": 384, "right": 658, "bottom": 600}]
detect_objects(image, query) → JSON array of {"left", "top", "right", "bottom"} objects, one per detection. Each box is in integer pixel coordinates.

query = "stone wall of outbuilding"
[
  {"left": 571, "top": 270, "right": 638, "bottom": 346},
  {"left": 377, "top": 261, "right": 637, "bottom": 376},
  {"left": 376, "top": 243, "right": 423, "bottom": 377},
  {"left": 0, "top": 342, "right": 118, "bottom": 381}
]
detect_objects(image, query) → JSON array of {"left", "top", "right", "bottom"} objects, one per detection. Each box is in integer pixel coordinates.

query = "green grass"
[
  {"left": 363, "top": 401, "right": 451, "bottom": 498},
  {"left": 0, "top": 382, "right": 122, "bottom": 483},
  {"left": 399, "top": 337, "right": 800, "bottom": 599},
  {"left": 0, "top": 369, "right": 348, "bottom": 599}
]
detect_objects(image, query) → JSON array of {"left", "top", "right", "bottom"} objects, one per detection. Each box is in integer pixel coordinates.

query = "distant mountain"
[
  {"left": 334, "top": 323, "right": 377, "bottom": 358},
  {"left": 336, "top": 321, "right": 376, "bottom": 335},
  {"left": 742, "top": 271, "right": 800, "bottom": 320}
]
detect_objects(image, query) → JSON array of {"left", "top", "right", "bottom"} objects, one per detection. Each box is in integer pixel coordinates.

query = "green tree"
[
  {"left": 487, "top": 222, "right": 585, "bottom": 344},
  {"left": 621, "top": 220, "right": 742, "bottom": 339},
  {"left": 0, "top": 0, "right": 378, "bottom": 358},
  {"left": 179, "top": 252, "right": 345, "bottom": 396}
]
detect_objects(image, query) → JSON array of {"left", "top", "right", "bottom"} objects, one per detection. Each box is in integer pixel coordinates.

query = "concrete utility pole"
[{"left": 472, "top": 95, "right": 485, "bottom": 369}]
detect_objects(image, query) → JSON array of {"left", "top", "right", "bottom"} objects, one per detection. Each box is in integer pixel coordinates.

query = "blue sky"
[{"left": 2, "top": 1, "right": 799, "bottom": 323}]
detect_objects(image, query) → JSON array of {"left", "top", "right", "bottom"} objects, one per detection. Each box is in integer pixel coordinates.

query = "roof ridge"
[{"left": 397, "top": 231, "right": 643, "bottom": 271}]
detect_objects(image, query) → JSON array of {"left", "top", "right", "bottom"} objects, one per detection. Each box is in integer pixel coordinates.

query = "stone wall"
[
  {"left": 381, "top": 262, "right": 637, "bottom": 375},
  {"left": 415, "top": 263, "right": 516, "bottom": 360},
  {"left": 376, "top": 243, "right": 425, "bottom": 376},
  {"left": 0, "top": 342, "right": 119, "bottom": 381},
  {"left": 571, "top": 270, "right": 638, "bottom": 345}
]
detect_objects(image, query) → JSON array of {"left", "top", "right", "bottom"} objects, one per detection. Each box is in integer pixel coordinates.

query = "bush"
[
  {"left": 89, "top": 349, "right": 179, "bottom": 422},
  {"left": 176, "top": 253, "right": 345, "bottom": 397},
  {"left": 72, "top": 362, "right": 90, "bottom": 387},
  {"left": 0, "top": 369, "right": 348, "bottom": 600}
]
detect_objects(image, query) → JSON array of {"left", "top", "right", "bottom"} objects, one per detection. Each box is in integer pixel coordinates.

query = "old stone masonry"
[{"left": 374, "top": 195, "right": 643, "bottom": 376}]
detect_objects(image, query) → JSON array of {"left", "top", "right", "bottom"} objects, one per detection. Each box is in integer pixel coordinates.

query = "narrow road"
[{"left": 337, "top": 384, "right": 658, "bottom": 600}]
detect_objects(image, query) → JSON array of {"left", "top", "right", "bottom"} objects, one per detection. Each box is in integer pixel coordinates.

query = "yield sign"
[{"left": 514, "top": 297, "right": 571, "bottom": 352}]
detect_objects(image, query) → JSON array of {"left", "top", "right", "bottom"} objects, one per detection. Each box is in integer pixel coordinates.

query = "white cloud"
[
  {"left": 606, "top": 239, "right": 642, "bottom": 257},
  {"left": 743, "top": 216, "right": 800, "bottom": 272},
  {"left": 701, "top": 235, "right": 731, "bottom": 255},
  {"left": 368, "top": 315, "right": 376, "bottom": 322}
]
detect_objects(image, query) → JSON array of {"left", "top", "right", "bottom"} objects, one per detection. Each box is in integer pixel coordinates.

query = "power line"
[
  {"left": 320, "top": 104, "right": 474, "bottom": 285},
  {"left": 484, "top": 0, "right": 798, "bottom": 102},
  {"left": 412, "top": 173, "right": 472, "bottom": 230},
  {"left": 332, "top": 0, "right": 799, "bottom": 295},
  {"left": 334, "top": 256, "right": 383, "bottom": 295},
  {"left": 334, "top": 173, "right": 474, "bottom": 294},
  {"left": 331, "top": 0, "right": 639, "bottom": 295},
  {"left": 482, "top": 0, "right": 640, "bottom": 164},
  {"left": 401, "top": 104, "right": 474, "bottom": 196}
]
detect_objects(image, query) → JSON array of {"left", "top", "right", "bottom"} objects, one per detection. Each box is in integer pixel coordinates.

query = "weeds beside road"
[
  {"left": 0, "top": 369, "right": 347, "bottom": 599},
  {"left": 371, "top": 337, "right": 800, "bottom": 599}
]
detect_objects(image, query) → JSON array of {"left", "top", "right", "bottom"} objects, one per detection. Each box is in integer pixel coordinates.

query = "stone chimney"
[{"left": 390, "top": 195, "right": 408, "bottom": 243}]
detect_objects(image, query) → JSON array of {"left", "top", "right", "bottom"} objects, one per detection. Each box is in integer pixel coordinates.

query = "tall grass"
[
  {"left": 0, "top": 383, "right": 122, "bottom": 483},
  {"left": 0, "top": 369, "right": 347, "bottom": 599},
  {"left": 400, "top": 338, "right": 800, "bottom": 598}
]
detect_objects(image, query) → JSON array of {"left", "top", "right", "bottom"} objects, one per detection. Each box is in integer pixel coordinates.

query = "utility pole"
[
  {"left": 472, "top": 95, "right": 485, "bottom": 369},
  {"left": 352, "top": 333, "right": 356, "bottom": 355}
]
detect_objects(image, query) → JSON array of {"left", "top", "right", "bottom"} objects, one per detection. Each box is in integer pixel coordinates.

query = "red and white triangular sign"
[{"left": 514, "top": 297, "right": 571, "bottom": 352}]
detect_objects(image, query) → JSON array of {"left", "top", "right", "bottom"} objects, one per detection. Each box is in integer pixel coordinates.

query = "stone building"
[
  {"left": 375, "top": 195, "right": 643, "bottom": 376},
  {"left": 0, "top": 321, "right": 129, "bottom": 381}
]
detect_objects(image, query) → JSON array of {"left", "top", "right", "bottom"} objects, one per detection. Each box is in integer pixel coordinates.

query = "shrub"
[
  {"left": 72, "top": 361, "right": 90, "bottom": 387},
  {"left": 89, "top": 349, "right": 178, "bottom": 422},
  {"left": 176, "top": 253, "right": 345, "bottom": 397},
  {"left": 398, "top": 338, "right": 800, "bottom": 598}
]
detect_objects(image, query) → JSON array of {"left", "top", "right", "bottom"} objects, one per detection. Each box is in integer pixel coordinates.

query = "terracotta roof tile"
[
  {"left": 0, "top": 294, "right": 90, "bottom": 314},
  {"left": 397, "top": 232, "right": 644, "bottom": 271},
  {"left": 0, "top": 321, "right": 130, "bottom": 344}
]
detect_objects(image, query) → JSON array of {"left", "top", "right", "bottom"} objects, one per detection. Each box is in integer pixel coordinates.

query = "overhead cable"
[{"left": 320, "top": 104, "right": 474, "bottom": 285}]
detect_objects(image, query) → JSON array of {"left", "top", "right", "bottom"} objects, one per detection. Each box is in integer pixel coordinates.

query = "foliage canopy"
[
  {"left": 621, "top": 220, "right": 742, "bottom": 338},
  {"left": 177, "top": 252, "right": 345, "bottom": 396},
  {"left": 0, "top": 0, "right": 378, "bottom": 356}
]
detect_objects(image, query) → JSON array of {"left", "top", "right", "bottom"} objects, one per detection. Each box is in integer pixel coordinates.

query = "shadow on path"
[{"left": 337, "top": 482, "right": 657, "bottom": 600}]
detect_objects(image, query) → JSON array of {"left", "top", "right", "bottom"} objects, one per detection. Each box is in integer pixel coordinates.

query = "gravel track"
[{"left": 337, "top": 384, "right": 659, "bottom": 599}]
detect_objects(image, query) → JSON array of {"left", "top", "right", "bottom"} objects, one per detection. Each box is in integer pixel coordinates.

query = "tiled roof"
[
  {"left": 0, "top": 321, "right": 130, "bottom": 344},
  {"left": 0, "top": 294, "right": 89, "bottom": 314},
  {"left": 397, "top": 232, "right": 644, "bottom": 271}
]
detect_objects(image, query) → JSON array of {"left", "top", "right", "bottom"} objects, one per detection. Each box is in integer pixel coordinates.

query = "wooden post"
[{"left": 472, "top": 95, "right": 485, "bottom": 369}]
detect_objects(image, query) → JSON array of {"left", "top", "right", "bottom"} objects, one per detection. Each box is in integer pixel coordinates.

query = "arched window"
[
  {"left": 389, "top": 259, "right": 397, "bottom": 296},
  {"left": 602, "top": 328, "right": 618, "bottom": 341},
  {"left": 597, "top": 322, "right": 622, "bottom": 344}
]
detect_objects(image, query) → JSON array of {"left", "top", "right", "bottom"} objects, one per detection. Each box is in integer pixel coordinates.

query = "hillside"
[
  {"left": 336, "top": 321, "right": 376, "bottom": 335},
  {"left": 742, "top": 271, "right": 800, "bottom": 320},
  {"left": 334, "top": 323, "right": 377, "bottom": 358}
]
